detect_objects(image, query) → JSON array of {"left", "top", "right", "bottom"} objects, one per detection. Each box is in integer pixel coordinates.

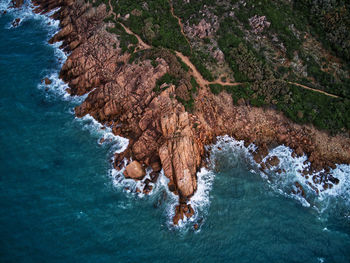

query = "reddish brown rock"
[
  {"left": 173, "top": 203, "right": 195, "bottom": 225},
  {"left": 124, "top": 161, "right": 146, "bottom": 180},
  {"left": 150, "top": 161, "right": 161, "bottom": 172},
  {"left": 159, "top": 102, "right": 200, "bottom": 198},
  {"left": 295, "top": 146, "right": 304, "bottom": 157},
  {"left": 292, "top": 182, "right": 305, "bottom": 197},
  {"left": 10, "top": 0, "right": 24, "bottom": 8},
  {"left": 237, "top": 98, "right": 245, "bottom": 106},
  {"left": 249, "top": 15, "right": 270, "bottom": 34},
  {"left": 43, "top": 77, "right": 52, "bottom": 85},
  {"left": 253, "top": 144, "right": 269, "bottom": 164},
  {"left": 25, "top": 0, "right": 350, "bottom": 226},
  {"left": 11, "top": 18, "right": 21, "bottom": 27},
  {"left": 150, "top": 171, "right": 159, "bottom": 183},
  {"left": 143, "top": 184, "right": 153, "bottom": 195},
  {"left": 266, "top": 156, "right": 280, "bottom": 167},
  {"left": 168, "top": 182, "right": 176, "bottom": 192}
]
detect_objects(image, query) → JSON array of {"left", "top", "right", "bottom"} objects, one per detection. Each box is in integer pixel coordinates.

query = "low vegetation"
[{"left": 96, "top": 0, "right": 350, "bottom": 133}]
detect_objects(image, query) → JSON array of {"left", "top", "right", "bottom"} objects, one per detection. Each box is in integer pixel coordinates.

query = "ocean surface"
[{"left": 1, "top": 3, "right": 350, "bottom": 263}]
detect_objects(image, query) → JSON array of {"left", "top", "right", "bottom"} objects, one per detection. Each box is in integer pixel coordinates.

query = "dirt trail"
[
  {"left": 119, "top": 23, "right": 151, "bottom": 50},
  {"left": 108, "top": 0, "right": 340, "bottom": 98},
  {"left": 108, "top": 0, "right": 115, "bottom": 19},
  {"left": 108, "top": 0, "right": 151, "bottom": 51},
  {"left": 175, "top": 51, "right": 243, "bottom": 88},
  {"left": 169, "top": 0, "right": 192, "bottom": 52},
  {"left": 288, "top": 82, "right": 339, "bottom": 98}
]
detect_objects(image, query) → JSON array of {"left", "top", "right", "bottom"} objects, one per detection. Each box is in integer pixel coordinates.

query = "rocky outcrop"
[
  {"left": 173, "top": 203, "right": 195, "bottom": 225},
  {"left": 30, "top": 0, "right": 207, "bottom": 224},
  {"left": 185, "top": 12, "right": 219, "bottom": 39},
  {"left": 249, "top": 15, "right": 271, "bottom": 34},
  {"left": 29, "top": 0, "right": 350, "bottom": 225},
  {"left": 194, "top": 88, "right": 350, "bottom": 192},
  {"left": 158, "top": 87, "right": 201, "bottom": 198}
]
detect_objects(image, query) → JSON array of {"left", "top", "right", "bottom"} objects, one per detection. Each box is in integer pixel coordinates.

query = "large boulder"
[{"left": 124, "top": 161, "right": 146, "bottom": 180}]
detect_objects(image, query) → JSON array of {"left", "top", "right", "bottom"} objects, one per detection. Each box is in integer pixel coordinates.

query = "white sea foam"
[
  {"left": 8, "top": 0, "right": 134, "bottom": 194},
  {"left": 13, "top": 1, "right": 129, "bottom": 157},
  {"left": 77, "top": 114, "right": 129, "bottom": 153},
  {"left": 0, "top": 0, "right": 11, "bottom": 11},
  {"left": 6, "top": 0, "right": 192, "bottom": 230},
  {"left": 110, "top": 133, "right": 349, "bottom": 230},
  {"left": 107, "top": 147, "right": 216, "bottom": 230},
  {"left": 2, "top": 0, "right": 60, "bottom": 32},
  {"left": 37, "top": 71, "right": 81, "bottom": 102},
  {"left": 8, "top": 0, "right": 349, "bottom": 228},
  {"left": 161, "top": 167, "right": 216, "bottom": 230},
  {"left": 2, "top": 0, "right": 73, "bottom": 102},
  {"left": 156, "top": 172, "right": 182, "bottom": 228},
  {"left": 110, "top": 164, "right": 155, "bottom": 196},
  {"left": 208, "top": 135, "right": 350, "bottom": 219}
]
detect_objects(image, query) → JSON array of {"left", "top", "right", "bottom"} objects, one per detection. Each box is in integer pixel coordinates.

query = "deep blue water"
[{"left": 1, "top": 5, "right": 350, "bottom": 263}]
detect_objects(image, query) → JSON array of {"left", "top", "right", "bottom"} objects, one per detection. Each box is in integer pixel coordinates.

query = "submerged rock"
[
  {"left": 43, "top": 77, "right": 52, "bottom": 85},
  {"left": 173, "top": 203, "right": 195, "bottom": 225},
  {"left": 11, "top": 18, "right": 21, "bottom": 27},
  {"left": 292, "top": 182, "right": 305, "bottom": 197}
]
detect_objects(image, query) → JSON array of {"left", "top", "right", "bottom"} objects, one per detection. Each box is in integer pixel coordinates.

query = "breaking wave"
[
  {"left": 208, "top": 135, "right": 350, "bottom": 222},
  {"left": 1, "top": 0, "right": 60, "bottom": 32},
  {"left": 4, "top": 0, "right": 349, "bottom": 230}
]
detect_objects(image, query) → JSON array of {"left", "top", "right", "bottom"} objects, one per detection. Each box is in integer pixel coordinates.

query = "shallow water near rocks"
[{"left": 1, "top": 5, "right": 350, "bottom": 263}]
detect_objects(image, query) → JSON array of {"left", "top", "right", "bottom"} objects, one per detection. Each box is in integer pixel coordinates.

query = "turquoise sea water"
[{"left": 1, "top": 3, "right": 350, "bottom": 262}]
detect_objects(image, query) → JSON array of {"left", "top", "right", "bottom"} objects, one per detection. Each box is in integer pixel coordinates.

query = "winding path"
[
  {"left": 288, "top": 82, "right": 339, "bottom": 98},
  {"left": 175, "top": 51, "right": 243, "bottom": 88},
  {"left": 168, "top": 0, "right": 192, "bottom": 52},
  {"left": 108, "top": 0, "right": 341, "bottom": 98},
  {"left": 108, "top": 0, "right": 150, "bottom": 51}
]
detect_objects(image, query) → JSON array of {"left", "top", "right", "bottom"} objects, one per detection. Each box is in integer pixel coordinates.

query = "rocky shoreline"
[{"left": 12, "top": 0, "right": 350, "bottom": 225}]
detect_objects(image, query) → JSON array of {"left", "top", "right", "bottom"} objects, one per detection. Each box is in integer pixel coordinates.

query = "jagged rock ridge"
[{"left": 24, "top": 0, "right": 350, "bottom": 225}]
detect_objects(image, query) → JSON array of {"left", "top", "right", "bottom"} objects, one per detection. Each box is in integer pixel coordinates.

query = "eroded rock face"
[
  {"left": 158, "top": 88, "right": 200, "bottom": 198},
  {"left": 266, "top": 156, "right": 280, "bottom": 167},
  {"left": 194, "top": 88, "right": 350, "bottom": 192},
  {"left": 30, "top": 0, "right": 350, "bottom": 225},
  {"left": 31, "top": 0, "right": 204, "bottom": 224}
]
